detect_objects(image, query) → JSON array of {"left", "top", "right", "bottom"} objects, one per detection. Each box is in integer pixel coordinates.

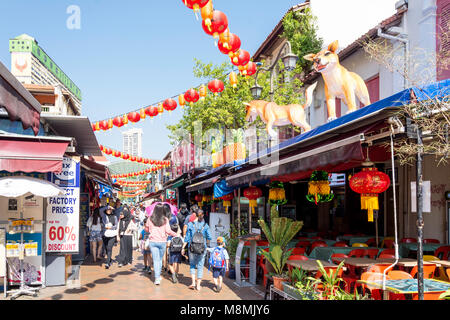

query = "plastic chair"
[
  {"left": 367, "top": 264, "right": 392, "bottom": 273},
  {"left": 365, "top": 238, "right": 378, "bottom": 247},
  {"left": 359, "top": 272, "right": 389, "bottom": 300},
  {"left": 365, "top": 249, "right": 380, "bottom": 259},
  {"left": 423, "top": 238, "right": 440, "bottom": 244},
  {"left": 348, "top": 249, "right": 367, "bottom": 258},
  {"left": 381, "top": 238, "right": 394, "bottom": 249},
  {"left": 378, "top": 253, "right": 395, "bottom": 259},
  {"left": 434, "top": 245, "right": 450, "bottom": 260},
  {"left": 331, "top": 253, "right": 349, "bottom": 265},
  {"left": 387, "top": 270, "right": 413, "bottom": 300},
  {"left": 295, "top": 240, "right": 310, "bottom": 248},
  {"left": 424, "top": 255, "right": 448, "bottom": 281},
  {"left": 400, "top": 237, "right": 417, "bottom": 243},
  {"left": 410, "top": 264, "right": 436, "bottom": 279},
  {"left": 291, "top": 247, "right": 306, "bottom": 255},
  {"left": 352, "top": 242, "right": 368, "bottom": 247},
  {"left": 333, "top": 241, "right": 348, "bottom": 247}
]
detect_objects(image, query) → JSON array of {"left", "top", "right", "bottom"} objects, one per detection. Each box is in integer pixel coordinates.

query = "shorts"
[
  {"left": 212, "top": 267, "right": 226, "bottom": 278},
  {"left": 142, "top": 249, "right": 151, "bottom": 255},
  {"left": 169, "top": 251, "right": 182, "bottom": 264},
  {"left": 89, "top": 230, "right": 103, "bottom": 242}
]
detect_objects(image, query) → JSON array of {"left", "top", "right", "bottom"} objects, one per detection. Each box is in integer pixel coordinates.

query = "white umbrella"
[{"left": 0, "top": 176, "right": 65, "bottom": 198}]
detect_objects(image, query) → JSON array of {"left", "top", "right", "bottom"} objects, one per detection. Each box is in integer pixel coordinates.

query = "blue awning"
[{"left": 213, "top": 178, "right": 270, "bottom": 198}]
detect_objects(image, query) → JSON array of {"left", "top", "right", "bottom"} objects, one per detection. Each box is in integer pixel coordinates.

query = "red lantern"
[
  {"left": 103, "top": 148, "right": 112, "bottom": 155},
  {"left": 122, "top": 153, "right": 130, "bottom": 161},
  {"left": 143, "top": 158, "right": 149, "bottom": 164},
  {"left": 182, "top": 0, "right": 209, "bottom": 12},
  {"left": 113, "top": 116, "right": 124, "bottom": 128},
  {"left": 127, "top": 112, "right": 141, "bottom": 123},
  {"left": 243, "top": 61, "right": 257, "bottom": 76},
  {"left": 130, "top": 156, "right": 137, "bottom": 162},
  {"left": 163, "top": 98, "right": 177, "bottom": 112},
  {"left": 208, "top": 79, "right": 225, "bottom": 95},
  {"left": 243, "top": 186, "right": 262, "bottom": 214},
  {"left": 136, "top": 157, "right": 143, "bottom": 163},
  {"left": 113, "top": 150, "right": 122, "bottom": 158},
  {"left": 184, "top": 89, "right": 200, "bottom": 106},
  {"left": 99, "top": 120, "right": 109, "bottom": 131},
  {"left": 145, "top": 105, "right": 159, "bottom": 117},
  {"left": 195, "top": 194, "right": 204, "bottom": 206},
  {"left": 92, "top": 123, "right": 97, "bottom": 131},
  {"left": 218, "top": 33, "right": 241, "bottom": 55},
  {"left": 99, "top": 145, "right": 104, "bottom": 151},
  {"left": 202, "top": 10, "right": 228, "bottom": 38},
  {"left": 349, "top": 167, "right": 391, "bottom": 222},
  {"left": 221, "top": 193, "right": 234, "bottom": 213},
  {"left": 232, "top": 49, "right": 250, "bottom": 67}
]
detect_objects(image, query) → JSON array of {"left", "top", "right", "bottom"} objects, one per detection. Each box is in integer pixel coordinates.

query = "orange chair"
[
  {"left": 434, "top": 245, "right": 450, "bottom": 260},
  {"left": 331, "top": 253, "right": 349, "bottom": 265},
  {"left": 290, "top": 247, "right": 306, "bottom": 255},
  {"left": 410, "top": 264, "right": 436, "bottom": 279},
  {"left": 423, "top": 238, "right": 440, "bottom": 244},
  {"left": 367, "top": 264, "right": 392, "bottom": 273},
  {"left": 315, "top": 266, "right": 344, "bottom": 295},
  {"left": 400, "top": 238, "right": 417, "bottom": 243},
  {"left": 365, "top": 238, "right": 378, "bottom": 247},
  {"left": 365, "top": 249, "right": 380, "bottom": 259},
  {"left": 333, "top": 241, "right": 348, "bottom": 247},
  {"left": 387, "top": 270, "right": 413, "bottom": 300},
  {"left": 348, "top": 249, "right": 366, "bottom": 258},
  {"left": 378, "top": 253, "right": 395, "bottom": 259},
  {"left": 295, "top": 241, "right": 310, "bottom": 248},
  {"left": 359, "top": 272, "right": 390, "bottom": 300}
]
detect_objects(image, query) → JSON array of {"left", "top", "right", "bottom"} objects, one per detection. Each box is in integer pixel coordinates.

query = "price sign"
[{"left": 46, "top": 157, "right": 80, "bottom": 253}]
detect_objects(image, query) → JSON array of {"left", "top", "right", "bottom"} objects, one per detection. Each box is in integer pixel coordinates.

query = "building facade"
[
  {"left": 122, "top": 128, "right": 143, "bottom": 157},
  {"left": 9, "top": 34, "right": 82, "bottom": 116}
]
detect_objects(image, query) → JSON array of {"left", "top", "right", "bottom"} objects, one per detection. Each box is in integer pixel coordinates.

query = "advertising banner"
[
  {"left": 46, "top": 157, "right": 80, "bottom": 253},
  {"left": 209, "top": 212, "right": 230, "bottom": 247}
]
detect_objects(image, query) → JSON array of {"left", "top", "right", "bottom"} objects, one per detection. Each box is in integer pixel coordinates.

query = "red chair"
[
  {"left": 288, "top": 254, "right": 309, "bottom": 261},
  {"left": 380, "top": 249, "right": 395, "bottom": 255},
  {"left": 348, "top": 249, "right": 366, "bottom": 258},
  {"left": 387, "top": 270, "right": 413, "bottom": 300},
  {"left": 309, "top": 241, "right": 328, "bottom": 254},
  {"left": 400, "top": 238, "right": 417, "bottom": 243},
  {"left": 333, "top": 241, "right": 348, "bottom": 247},
  {"left": 423, "top": 238, "right": 440, "bottom": 244},
  {"left": 295, "top": 241, "right": 310, "bottom": 248},
  {"left": 434, "top": 245, "right": 450, "bottom": 260},
  {"left": 257, "top": 240, "right": 269, "bottom": 247},
  {"left": 365, "top": 249, "right": 380, "bottom": 259},
  {"left": 331, "top": 253, "right": 349, "bottom": 265},
  {"left": 359, "top": 272, "right": 389, "bottom": 300},
  {"left": 365, "top": 238, "right": 378, "bottom": 247},
  {"left": 259, "top": 248, "right": 270, "bottom": 287},
  {"left": 378, "top": 253, "right": 395, "bottom": 259},
  {"left": 410, "top": 264, "right": 436, "bottom": 279},
  {"left": 290, "top": 247, "right": 306, "bottom": 255},
  {"left": 315, "top": 266, "right": 343, "bottom": 279},
  {"left": 309, "top": 236, "right": 323, "bottom": 240}
]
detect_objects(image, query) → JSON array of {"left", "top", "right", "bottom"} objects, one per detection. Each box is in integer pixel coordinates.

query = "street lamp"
[{"left": 250, "top": 40, "right": 298, "bottom": 100}]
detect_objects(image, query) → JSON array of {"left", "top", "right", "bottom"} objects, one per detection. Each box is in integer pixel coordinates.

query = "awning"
[
  {"left": 0, "top": 176, "right": 65, "bottom": 198},
  {"left": 226, "top": 134, "right": 365, "bottom": 187},
  {"left": 0, "top": 62, "right": 41, "bottom": 135},
  {"left": 186, "top": 175, "right": 221, "bottom": 193},
  {"left": 0, "top": 135, "right": 70, "bottom": 173}
]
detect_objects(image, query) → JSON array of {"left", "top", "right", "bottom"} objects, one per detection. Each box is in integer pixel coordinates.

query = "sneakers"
[
  {"left": 172, "top": 273, "right": 178, "bottom": 283},
  {"left": 142, "top": 266, "right": 148, "bottom": 272},
  {"left": 148, "top": 268, "right": 152, "bottom": 275},
  {"left": 155, "top": 278, "right": 161, "bottom": 285},
  {"left": 105, "top": 264, "right": 110, "bottom": 269},
  {"left": 118, "top": 263, "right": 123, "bottom": 267}
]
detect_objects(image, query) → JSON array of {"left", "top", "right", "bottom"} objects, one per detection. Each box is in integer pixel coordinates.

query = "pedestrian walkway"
[{"left": 3, "top": 245, "right": 264, "bottom": 300}]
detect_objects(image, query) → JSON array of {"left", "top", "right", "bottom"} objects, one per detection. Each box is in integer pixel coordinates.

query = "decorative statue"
[
  {"left": 303, "top": 40, "right": 371, "bottom": 122},
  {"left": 244, "top": 82, "right": 317, "bottom": 138}
]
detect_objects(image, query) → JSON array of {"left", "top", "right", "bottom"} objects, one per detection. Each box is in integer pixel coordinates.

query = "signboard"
[
  {"left": 46, "top": 157, "right": 80, "bottom": 253},
  {"left": 166, "top": 189, "right": 176, "bottom": 200},
  {"left": 209, "top": 212, "right": 230, "bottom": 247},
  {"left": 329, "top": 173, "right": 346, "bottom": 187}
]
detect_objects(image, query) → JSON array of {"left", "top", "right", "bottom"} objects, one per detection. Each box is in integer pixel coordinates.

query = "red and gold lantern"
[
  {"left": 195, "top": 194, "right": 204, "bottom": 206},
  {"left": 178, "top": 94, "right": 186, "bottom": 109},
  {"left": 229, "top": 71, "right": 238, "bottom": 88},
  {"left": 243, "top": 61, "right": 257, "bottom": 76},
  {"left": 140, "top": 108, "right": 146, "bottom": 120},
  {"left": 122, "top": 153, "right": 130, "bottom": 160},
  {"left": 349, "top": 167, "right": 391, "bottom": 222},
  {"left": 201, "top": 0, "right": 213, "bottom": 30},
  {"left": 221, "top": 193, "right": 234, "bottom": 213},
  {"left": 103, "top": 147, "right": 112, "bottom": 155},
  {"left": 113, "top": 116, "right": 124, "bottom": 128},
  {"left": 145, "top": 105, "right": 159, "bottom": 118},
  {"left": 163, "top": 98, "right": 177, "bottom": 112},
  {"left": 127, "top": 111, "right": 141, "bottom": 123},
  {"left": 218, "top": 33, "right": 241, "bottom": 55},
  {"left": 99, "top": 120, "right": 109, "bottom": 131},
  {"left": 184, "top": 89, "right": 200, "bottom": 106},
  {"left": 243, "top": 186, "right": 262, "bottom": 214},
  {"left": 208, "top": 79, "right": 224, "bottom": 95},
  {"left": 202, "top": 10, "right": 228, "bottom": 39},
  {"left": 232, "top": 49, "right": 250, "bottom": 67}
]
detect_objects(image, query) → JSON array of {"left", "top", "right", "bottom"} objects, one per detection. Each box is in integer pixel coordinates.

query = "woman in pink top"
[{"left": 145, "top": 203, "right": 178, "bottom": 285}]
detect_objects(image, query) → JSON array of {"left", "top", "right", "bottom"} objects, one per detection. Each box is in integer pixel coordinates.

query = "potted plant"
[{"left": 260, "top": 245, "right": 292, "bottom": 290}]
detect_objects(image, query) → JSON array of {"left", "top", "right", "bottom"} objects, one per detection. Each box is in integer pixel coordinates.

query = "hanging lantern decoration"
[
  {"left": 306, "top": 170, "right": 334, "bottom": 205},
  {"left": 122, "top": 114, "right": 129, "bottom": 125},
  {"left": 202, "top": 10, "right": 228, "bottom": 39},
  {"left": 199, "top": 84, "right": 207, "bottom": 100},
  {"left": 243, "top": 186, "right": 262, "bottom": 214},
  {"left": 163, "top": 98, "right": 177, "bottom": 112},
  {"left": 184, "top": 89, "right": 200, "bottom": 106},
  {"left": 103, "top": 147, "right": 112, "bottom": 155},
  {"left": 145, "top": 105, "right": 159, "bottom": 118},
  {"left": 221, "top": 193, "right": 234, "bottom": 213},
  {"left": 113, "top": 116, "right": 124, "bottom": 128},
  {"left": 208, "top": 79, "right": 224, "bottom": 96},
  {"left": 182, "top": 0, "right": 209, "bottom": 19},
  {"left": 122, "top": 154, "right": 130, "bottom": 161},
  {"left": 157, "top": 103, "right": 164, "bottom": 115},
  {"left": 113, "top": 150, "right": 122, "bottom": 158},
  {"left": 243, "top": 61, "right": 257, "bottom": 76},
  {"left": 219, "top": 33, "right": 241, "bottom": 56},
  {"left": 201, "top": 0, "right": 214, "bottom": 31},
  {"left": 195, "top": 194, "right": 204, "bottom": 207},
  {"left": 231, "top": 49, "right": 250, "bottom": 67},
  {"left": 108, "top": 118, "right": 114, "bottom": 129},
  {"left": 127, "top": 111, "right": 141, "bottom": 123},
  {"left": 349, "top": 167, "right": 391, "bottom": 222},
  {"left": 99, "top": 120, "right": 109, "bottom": 131},
  {"left": 178, "top": 94, "right": 186, "bottom": 109},
  {"left": 229, "top": 71, "right": 238, "bottom": 88},
  {"left": 218, "top": 28, "right": 231, "bottom": 49},
  {"left": 268, "top": 181, "right": 287, "bottom": 206},
  {"left": 202, "top": 195, "right": 212, "bottom": 205},
  {"left": 140, "top": 108, "right": 146, "bottom": 120}
]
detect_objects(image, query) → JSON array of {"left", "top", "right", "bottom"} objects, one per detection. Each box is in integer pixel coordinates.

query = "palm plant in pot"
[{"left": 260, "top": 245, "right": 292, "bottom": 290}]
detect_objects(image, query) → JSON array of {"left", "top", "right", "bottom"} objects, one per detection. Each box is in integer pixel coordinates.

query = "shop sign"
[
  {"left": 46, "top": 157, "right": 80, "bottom": 253},
  {"left": 329, "top": 173, "right": 346, "bottom": 187},
  {"left": 166, "top": 188, "right": 176, "bottom": 200}
]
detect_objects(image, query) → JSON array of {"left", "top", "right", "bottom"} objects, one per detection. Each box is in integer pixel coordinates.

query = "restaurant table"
[
  {"left": 399, "top": 243, "right": 444, "bottom": 258},
  {"left": 431, "top": 260, "right": 450, "bottom": 268},
  {"left": 308, "top": 246, "right": 382, "bottom": 262},
  {"left": 286, "top": 259, "right": 339, "bottom": 272},
  {"left": 333, "top": 257, "right": 439, "bottom": 269},
  {"left": 357, "top": 278, "right": 450, "bottom": 300}
]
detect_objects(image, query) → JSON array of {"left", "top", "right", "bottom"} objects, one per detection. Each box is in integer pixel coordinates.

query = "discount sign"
[{"left": 46, "top": 157, "right": 80, "bottom": 253}]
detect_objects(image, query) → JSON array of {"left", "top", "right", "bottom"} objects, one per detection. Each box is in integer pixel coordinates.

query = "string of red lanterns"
[{"left": 99, "top": 144, "right": 171, "bottom": 167}]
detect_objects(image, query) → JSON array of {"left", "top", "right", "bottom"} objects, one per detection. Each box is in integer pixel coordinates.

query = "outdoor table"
[
  {"left": 286, "top": 259, "right": 339, "bottom": 272},
  {"left": 357, "top": 278, "right": 450, "bottom": 300},
  {"left": 431, "top": 260, "right": 450, "bottom": 268},
  {"left": 346, "top": 236, "right": 384, "bottom": 246},
  {"left": 307, "top": 246, "right": 382, "bottom": 262},
  {"left": 375, "top": 258, "right": 440, "bottom": 268},
  {"left": 398, "top": 243, "right": 444, "bottom": 258}
]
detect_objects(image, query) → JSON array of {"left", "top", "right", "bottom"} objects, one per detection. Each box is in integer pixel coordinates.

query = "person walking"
[
  {"left": 182, "top": 209, "right": 212, "bottom": 291},
  {"left": 177, "top": 203, "right": 189, "bottom": 234},
  {"left": 102, "top": 206, "right": 118, "bottom": 269},
  {"left": 145, "top": 203, "right": 178, "bottom": 285},
  {"left": 139, "top": 217, "right": 152, "bottom": 274},
  {"left": 116, "top": 206, "right": 138, "bottom": 267},
  {"left": 87, "top": 208, "right": 104, "bottom": 263},
  {"left": 207, "top": 236, "right": 229, "bottom": 293},
  {"left": 183, "top": 204, "right": 198, "bottom": 237}
]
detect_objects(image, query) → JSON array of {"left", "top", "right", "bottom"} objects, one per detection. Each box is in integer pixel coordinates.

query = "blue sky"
[{"left": 0, "top": 0, "right": 304, "bottom": 161}]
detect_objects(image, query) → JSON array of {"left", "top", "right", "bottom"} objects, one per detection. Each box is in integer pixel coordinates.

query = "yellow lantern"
[
  {"left": 229, "top": 71, "right": 238, "bottom": 88},
  {"left": 201, "top": 0, "right": 213, "bottom": 31},
  {"left": 179, "top": 94, "right": 186, "bottom": 109},
  {"left": 157, "top": 103, "right": 164, "bottom": 115},
  {"left": 199, "top": 84, "right": 207, "bottom": 100},
  {"left": 140, "top": 108, "right": 146, "bottom": 120},
  {"left": 122, "top": 114, "right": 128, "bottom": 125}
]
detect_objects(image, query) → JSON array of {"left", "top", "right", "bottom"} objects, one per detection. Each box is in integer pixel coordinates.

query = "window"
[{"left": 437, "top": 0, "right": 450, "bottom": 81}]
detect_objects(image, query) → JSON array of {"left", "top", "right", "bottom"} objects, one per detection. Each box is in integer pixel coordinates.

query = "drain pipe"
[
  {"left": 377, "top": 26, "right": 409, "bottom": 89},
  {"left": 382, "top": 119, "right": 401, "bottom": 292}
]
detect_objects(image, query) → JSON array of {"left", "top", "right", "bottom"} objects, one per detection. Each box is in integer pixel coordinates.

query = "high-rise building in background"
[
  {"left": 9, "top": 34, "right": 82, "bottom": 116},
  {"left": 123, "top": 128, "right": 143, "bottom": 157}
]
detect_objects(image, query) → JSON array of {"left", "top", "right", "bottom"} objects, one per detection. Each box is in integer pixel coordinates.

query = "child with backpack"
[
  {"left": 208, "top": 236, "right": 229, "bottom": 293},
  {"left": 167, "top": 218, "right": 183, "bottom": 283}
]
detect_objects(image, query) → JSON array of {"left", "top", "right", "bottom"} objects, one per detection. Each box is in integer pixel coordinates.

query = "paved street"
[{"left": 2, "top": 245, "right": 264, "bottom": 300}]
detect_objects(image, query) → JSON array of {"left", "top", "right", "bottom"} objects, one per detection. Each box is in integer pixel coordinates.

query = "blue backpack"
[{"left": 209, "top": 247, "right": 226, "bottom": 269}]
